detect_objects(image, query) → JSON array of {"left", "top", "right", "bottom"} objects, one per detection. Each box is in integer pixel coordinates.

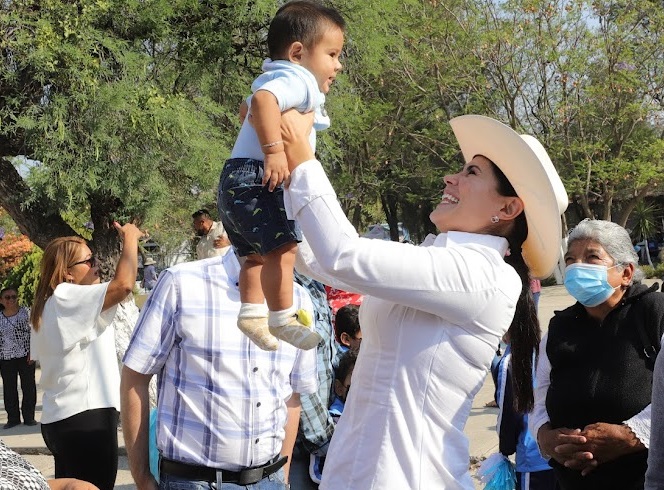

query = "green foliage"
[
  {"left": 631, "top": 201, "right": 660, "bottom": 242},
  {"left": 2, "top": 247, "right": 43, "bottom": 307},
  {"left": 641, "top": 264, "right": 655, "bottom": 278},
  {"left": 3, "top": 0, "right": 664, "bottom": 250}
]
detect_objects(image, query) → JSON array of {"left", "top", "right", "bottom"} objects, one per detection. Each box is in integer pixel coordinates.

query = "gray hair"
[{"left": 567, "top": 219, "right": 643, "bottom": 284}]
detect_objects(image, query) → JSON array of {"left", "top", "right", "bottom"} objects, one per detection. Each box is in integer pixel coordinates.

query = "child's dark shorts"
[{"left": 218, "top": 158, "right": 302, "bottom": 257}]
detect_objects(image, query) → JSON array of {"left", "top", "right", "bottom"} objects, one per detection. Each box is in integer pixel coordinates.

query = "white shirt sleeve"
[
  {"left": 123, "top": 271, "right": 179, "bottom": 375},
  {"left": 624, "top": 403, "right": 651, "bottom": 448},
  {"left": 294, "top": 234, "right": 361, "bottom": 294},
  {"left": 529, "top": 332, "right": 552, "bottom": 454},
  {"left": 255, "top": 73, "right": 311, "bottom": 113},
  {"left": 286, "top": 160, "right": 517, "bottom": 324},
  {"left": 52, "top": 282, "right": 117, "bottom": 350}
]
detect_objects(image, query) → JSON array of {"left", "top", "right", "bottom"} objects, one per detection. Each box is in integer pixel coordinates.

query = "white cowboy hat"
[
  {"left": 144, "top": 257, "right": 156, "bottom": 266},
  {"left": 450, "top": 115, "right": 568, "bottom": 279}
]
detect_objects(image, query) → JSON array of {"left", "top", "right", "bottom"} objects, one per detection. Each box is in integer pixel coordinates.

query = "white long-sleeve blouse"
[{"left": 286, "top": 159, "right": 522, "bottom": 489}]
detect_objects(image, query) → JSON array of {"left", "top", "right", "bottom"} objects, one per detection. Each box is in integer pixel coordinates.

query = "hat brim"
[{"left": 450, "top": 115, "right": 566, "bottom": 279}]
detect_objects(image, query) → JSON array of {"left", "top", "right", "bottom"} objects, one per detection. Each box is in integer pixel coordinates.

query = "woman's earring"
[{"left": 491, "top": 216, "right": 500, "bottom": 224}]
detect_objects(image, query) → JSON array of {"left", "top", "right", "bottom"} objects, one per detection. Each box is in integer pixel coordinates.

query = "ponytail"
[
  {"left": 504, "top": 240, "right": 540, "bottom": 413},
  {"left": 492, "top": 163, "right": 540, "bottom": 413}
]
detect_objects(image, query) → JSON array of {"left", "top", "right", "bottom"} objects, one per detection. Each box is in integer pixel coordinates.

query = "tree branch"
[{"left": 0, "top": 156, "right": 77, "bottom": 249}]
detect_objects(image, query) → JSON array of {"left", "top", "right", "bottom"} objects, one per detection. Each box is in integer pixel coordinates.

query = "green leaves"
[{"left": 3, "top": 0, "right": 664, "bottom": 252}]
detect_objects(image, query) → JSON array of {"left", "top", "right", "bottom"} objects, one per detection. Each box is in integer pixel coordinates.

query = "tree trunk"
[
  {"left": 0, "top": 158, "right": 128, "bottom": 283},
  {"left": 380, "top": 192, "right": 400, "bottom": 242},
  {"left": 616, "top": 183, "right": 656, "bottom": 228},
  {"left": 0, "top": 156, "right": 77, "bottom": 249},
  {"left": 576, "top": 194, "right": 594, "bottom": 220},
  {"left": 89, "top": 191, "right": 126, "bottom": 281}
]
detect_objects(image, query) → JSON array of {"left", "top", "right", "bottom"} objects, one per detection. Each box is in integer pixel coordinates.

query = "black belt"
[{"left": 160, "top": 455, "right": 288, "bottom": 485}]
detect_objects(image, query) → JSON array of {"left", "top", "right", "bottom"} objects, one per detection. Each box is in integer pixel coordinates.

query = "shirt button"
[
  {"left": 257, "top": 402, "right": 261, "bottom": 407},
  {"left": 253, "top": 367, "right": 258, "bottom": 372},
  {"left": 255, "top": 438, "right": 259, "bottom": 444}
]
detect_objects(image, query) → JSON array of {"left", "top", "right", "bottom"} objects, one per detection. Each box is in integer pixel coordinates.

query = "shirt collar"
[{"left": 430, "top": 231, "right": 510, "bottom": 257}]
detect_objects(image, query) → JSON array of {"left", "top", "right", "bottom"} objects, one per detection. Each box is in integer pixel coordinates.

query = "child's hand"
[{"left": 263, "top": 151, "right": 290, "bottom": 192}]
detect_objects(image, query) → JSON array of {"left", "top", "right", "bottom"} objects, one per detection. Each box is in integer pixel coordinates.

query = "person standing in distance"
[
  {"left": 192, "top": 209, "right": 231, "bottom": 259},
  {"left": 0, "top": 287, "right": 37, "bottom": 429}
]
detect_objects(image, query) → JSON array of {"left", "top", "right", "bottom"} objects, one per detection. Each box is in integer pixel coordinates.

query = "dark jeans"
[
  {"left": 41, "top": 408, "right": 119, "bottom": 490},
  {"left": 159, "top": 468, "right": 287, "bottom": 490},
  {"left": 0, "top": 356, "right": 36, "bottom": 423}
]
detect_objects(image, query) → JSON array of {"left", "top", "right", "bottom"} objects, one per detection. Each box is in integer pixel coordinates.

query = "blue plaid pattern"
[
  {"left": 123, "top": 253, "right": 318, "bottom": 469},
  {"left": 293, "top": 271, "right": 336, "bottom": 455}
]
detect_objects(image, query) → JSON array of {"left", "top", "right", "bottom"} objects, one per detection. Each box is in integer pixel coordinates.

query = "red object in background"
[{"left": 326, "top": 286, "right": 363, "bottom": 328}]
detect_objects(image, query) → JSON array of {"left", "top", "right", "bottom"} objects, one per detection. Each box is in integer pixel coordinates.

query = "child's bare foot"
[
  {"left": 238, "top": 317, "right": 279, "bottom": 351},
  {"left": 269, "top": 309, "right": 322, "bottom": 350}
]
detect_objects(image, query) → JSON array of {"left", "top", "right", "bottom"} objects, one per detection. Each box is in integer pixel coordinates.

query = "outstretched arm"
[
  {"left": 103, "top": 222, "right": 143, "bottom": 311},
  {"left": 281, "top": 110, "right": 518, "bottom": 326}
]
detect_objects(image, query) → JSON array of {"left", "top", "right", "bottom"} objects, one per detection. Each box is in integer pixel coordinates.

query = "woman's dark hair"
[{"left": 492, "top": 162, "right": 540, "bottom": 413}]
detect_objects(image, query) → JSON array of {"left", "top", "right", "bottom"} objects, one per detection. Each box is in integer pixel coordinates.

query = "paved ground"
[{"left": 1, "top": 282, "right": 607, "bottom": 489}]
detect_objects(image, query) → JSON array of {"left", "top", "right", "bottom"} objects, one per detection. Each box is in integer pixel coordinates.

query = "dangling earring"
[{"left": 491, "top": 216, "right": 500, "bottom": 224}]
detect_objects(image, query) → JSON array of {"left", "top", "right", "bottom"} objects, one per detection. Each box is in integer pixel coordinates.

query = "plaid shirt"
[
  {"left": 123, "top": 253, "right": 318, "bottom": 470},
  {"left": 294, "top": 271, "right": 336, "bottom": 454},
  {"left": 0, "top": 307, "right": 30, "bottom": 360}
]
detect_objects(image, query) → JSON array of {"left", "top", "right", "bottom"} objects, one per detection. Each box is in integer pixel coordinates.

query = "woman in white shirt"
[
  {"left": 280, "top": 112, "right": 568, "bottom": 489},
  {"left": 30, "top": 222, "right": 143, "bottom": 490}
]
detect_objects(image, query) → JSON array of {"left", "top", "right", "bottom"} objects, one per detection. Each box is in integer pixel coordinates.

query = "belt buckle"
[{"left": 237, "top": 467, "right": 264, "bottom": 485}]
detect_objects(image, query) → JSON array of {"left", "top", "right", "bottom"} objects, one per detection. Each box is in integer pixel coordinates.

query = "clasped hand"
[{"left": 538, "top": 422, "right": 642, "bottom": 476}]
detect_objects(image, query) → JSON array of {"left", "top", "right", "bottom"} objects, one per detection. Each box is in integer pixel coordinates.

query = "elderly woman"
[
  {"left": 30, "top": 222, "right": 143, "bottom": 490},
  {"left": 530, "top": 219, "right": 663, "bottom": 490},
  {"left": 279, "top": 111, "right": 568, "bottom": 489}
]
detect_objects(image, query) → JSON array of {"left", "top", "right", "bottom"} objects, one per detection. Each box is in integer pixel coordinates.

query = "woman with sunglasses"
[{"left": 30, "top": 222, "right": 143, "bottom": 490}]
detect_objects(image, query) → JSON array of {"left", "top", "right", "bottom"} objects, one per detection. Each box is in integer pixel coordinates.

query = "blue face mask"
[{"left": 564, "top": 263, "right": 619, "bottom": 307}]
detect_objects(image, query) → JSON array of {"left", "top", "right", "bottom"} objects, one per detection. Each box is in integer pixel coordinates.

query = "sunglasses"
[
  {"left": 70, "top": 255, "right": 97, "bottom": 268},
  {"left": 2, "top": 295, "right": 17, "bottom": 300}
]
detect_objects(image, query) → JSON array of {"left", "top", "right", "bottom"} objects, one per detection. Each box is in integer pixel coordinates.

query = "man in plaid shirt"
[{"left": 121, "top": 252, "right": 317, "bottom": 490}]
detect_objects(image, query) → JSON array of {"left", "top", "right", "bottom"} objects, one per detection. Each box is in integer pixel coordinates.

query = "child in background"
[
  {"left": 495, "top": 344, "right": 556, "bottom": 490},
  {"left": 333, "top": 304, "right": 362, "bottom": 367},
  {"left": 330, "top": 349, "right": 357, "bottom": 423},
  {"left": 218, "top": 0, "right": 345, "bottom": 351}
]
